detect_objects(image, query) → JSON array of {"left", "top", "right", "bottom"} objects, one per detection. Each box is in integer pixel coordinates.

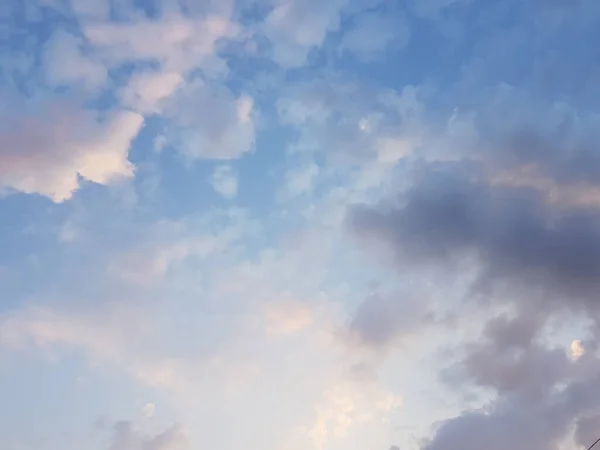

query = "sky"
[{"left": 0, "top": 0, "right": 599, "bottom": 449}]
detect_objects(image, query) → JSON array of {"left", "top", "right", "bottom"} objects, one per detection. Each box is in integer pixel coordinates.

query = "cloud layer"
[{"left": 1, "top": 1, "right": 599, "bottom": 450}]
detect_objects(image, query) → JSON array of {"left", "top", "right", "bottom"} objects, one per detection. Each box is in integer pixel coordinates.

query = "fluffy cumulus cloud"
[
  {"left": 2, "top": 1, "right": 600, "bottom": 450},
  {"left": 0, "top": 103, "right": 143, "bottom": 202}
]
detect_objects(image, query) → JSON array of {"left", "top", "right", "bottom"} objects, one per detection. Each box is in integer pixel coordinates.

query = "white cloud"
[
  {"left": 307, "top": 380, "right": 402, "bottom": 448},
  {"left": 375, "top": 134, "right": 422, "bottom": 164},
  {"left": 275, "top": 81, "right": 428, "bottom": 202},
  {"left": 209, "top": 165, "right": 238, "bottom": 199},
  {"left": 154, "top": 135, "right": 168, "bottom": 153},
  {"left": 163, "top": 82, "right": 255, "bottom": 160},
  {"left": 143, "top": 402, "right": 157, "bottom": 418},
  {"left": 571, "top": 339, "right": 585, "bottom": 361},
  {"left": 84, "top": 16, "right": 238, "bottom": 75},
  {"left": 265, "top": 298, "right": 314, "bottom": 335},
  {"left": 43, "top": 28, "right": 108, "bottom": 92},
  {"left": 0, "top": 104, "right": 143, "bottom": 202},
  {"left": 119, "top": 71, "right": 184, "bottom": 114},
  {"left": 263, "top": 0, "right": 346, "bottom": 67}
]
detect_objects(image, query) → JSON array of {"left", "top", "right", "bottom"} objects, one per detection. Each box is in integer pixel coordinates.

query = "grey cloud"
[
  {"left": 345, "top": 293, "right": 430, "bottom": 349},
  {"left": 346, "top": 85, "right": 600, "bottom": 450},
  {"left": 349, "top": 163, "right": 600, "bottom": 310},
  {"left": 348, "top": 156, "right": 600, "bottom": 449},
  {"left": 423, "top": 401, "right": 570, "bottom": 450},
  {"left": 110, "top": 421, "right": 189, "bottom": 450},
  {"left": 460, "top": 314, "right": 569, "bottom": 399},
  {"left": 423, "top": 308, "right": 600, "bottom": 450},
  {"left": 466, "top": 87, "right": 600, "bottom": 188},
  {"left": 338, "top": 1, "right": 600, "bottom": 449}
]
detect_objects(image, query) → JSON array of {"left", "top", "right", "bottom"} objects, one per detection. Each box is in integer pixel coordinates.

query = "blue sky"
[{"left": 1, "top": 1, "right": 600, "bottom": 449}]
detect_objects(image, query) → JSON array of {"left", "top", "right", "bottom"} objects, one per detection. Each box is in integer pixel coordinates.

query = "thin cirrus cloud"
[{"left": 1, "top": 1, "right": 599, "bottom": 450}]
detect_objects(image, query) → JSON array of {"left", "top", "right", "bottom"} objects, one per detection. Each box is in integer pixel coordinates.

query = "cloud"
[
  {"left": 0, "top": 303, "right": 150, "bottom": 362},
  {"left": 42, "top": 28, "right": 108, "bottom": 92},
  {"left": 285, "top": 162, "right": 320, "bottom": 196},
  {"left": 143, "top": 403, "right": 157, "bottom": 418},
  {"left": 0, "top": 298, "right": 254, "bottom": 401},
  {"left": 0, "top": 103, "right": 143, "bottom": 202},
  {"left": 339, "top": 10, "right": 410, "bottom": 61},
  {"left": 119, "top": 70, "right": 184, "bottom": 114},
  {"left": 261, "top": 0, "right": 387, "bottom": 67},
  {"left": 208, "top": 165, "right": 238, "bottom": 199},
  {"left": 339, "top": 13, "right": 600, "bottom": 439},
  {"left": 348, "top": 158, "right": 600, "bottom": 311},
  {"left": 342, "top": 292, "right": 430, "bottom": 350},
  {"left": 83, "top": 15, "right": 238, "bottom": 75},
  {"left": 571, "top": 340, "right": 585, "bottom": 361},
  {"left": 163, "top": 81, "right": 255, "bottom": 160},
  {"left": 5, "top": 1, "right": 600, "bottom": 449},
  {"left": 264, "top": 298, "right": 314, "bottom": 335},
  {"left": 460, "top": 87, "right": 600, "bottom": 193},
  {"left": 109, "top": 211, "right": 250, "bottom": 284},
  {"left": 276, "top": 79, "right": 425, "bottom": 169},
  {"left": 341, "top": 78, "right": 600, "bottom": 450},
  {"left": 307, "top": 379, "right": 402, "bottom": 447},
  {"left": 262, "top": 0, "right": 346, "bottom": 67},
  {"left": 109, "top": 421, "right": 189, "bottom": 450},
  {"left": 420, "top": 306, "right": 600, "bottom": 450},
  {"left": 70, "top": 0, "right": 111, "bottom": 20}
]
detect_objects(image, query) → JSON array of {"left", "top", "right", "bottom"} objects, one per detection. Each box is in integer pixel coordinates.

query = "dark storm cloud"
[{"left": 349, "top": 163, "right": 600, "bottom": 309}]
